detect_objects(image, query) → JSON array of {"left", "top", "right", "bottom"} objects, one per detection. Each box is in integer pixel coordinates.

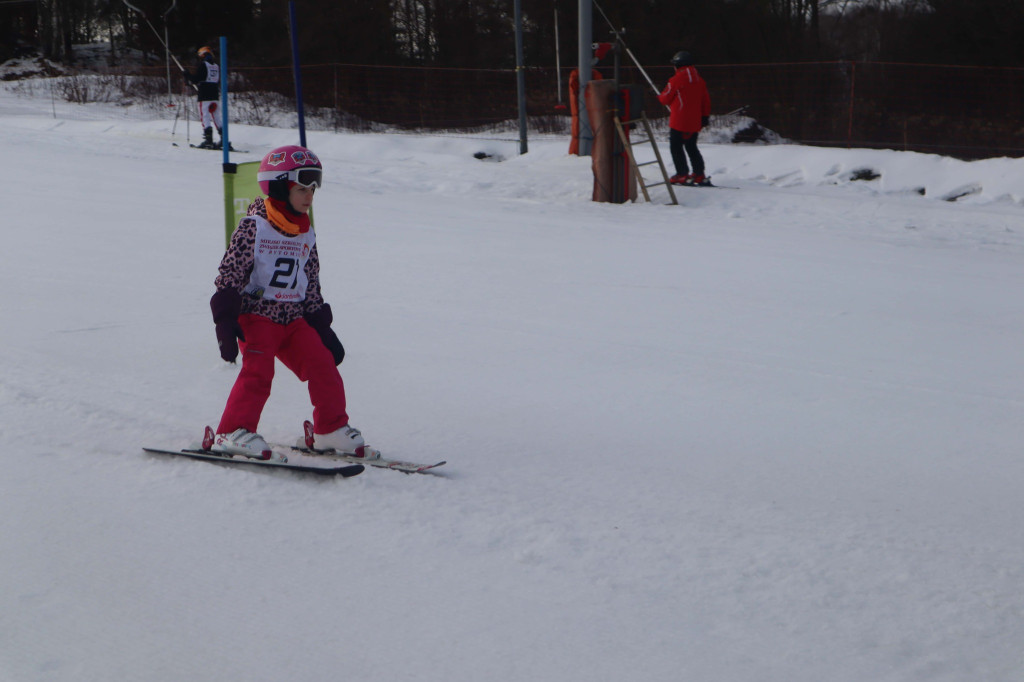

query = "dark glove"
[
  {"left": 701, "top": 116, "right": 710, "bottom": 127},
  {"left": 304, "top": 304, "right": 345, "bottom": 365},
  {"left": 210, "top": 288, "right": 244, "bottom": 363}
]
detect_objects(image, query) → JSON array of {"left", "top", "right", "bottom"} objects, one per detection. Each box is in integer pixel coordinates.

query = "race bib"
[
  {"left": 205, "top": 63, "right": 220, "bottom": 83},
  {"left": 244, "top": 218, "right": 315, "bottom": 303}
]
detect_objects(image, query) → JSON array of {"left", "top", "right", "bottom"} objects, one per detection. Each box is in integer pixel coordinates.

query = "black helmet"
[{"left": 671, "top": 51, "right": 693, "bottom": 67}]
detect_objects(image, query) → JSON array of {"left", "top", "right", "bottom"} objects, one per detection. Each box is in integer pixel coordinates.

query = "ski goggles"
[
  {"left": 258, "top": 167, "right": 323, "bottom": 189},
  {"left": 289, "top": 167, "right": 323, "bottom": 188}
]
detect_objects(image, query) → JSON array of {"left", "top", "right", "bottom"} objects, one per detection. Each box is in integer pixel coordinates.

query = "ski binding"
[{"left": 288, "top": 421, "right": 447, "bottom": 474}]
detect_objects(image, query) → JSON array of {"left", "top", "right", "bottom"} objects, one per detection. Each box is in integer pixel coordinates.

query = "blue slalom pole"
[
  {"left": 220, "top": 36, "right": 229, "bottom": 163},
  {"left": 288, "top": 1, "right": 307, "bottom": 147}
]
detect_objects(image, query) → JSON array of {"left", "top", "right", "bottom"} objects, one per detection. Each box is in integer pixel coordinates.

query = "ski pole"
[
  {"left": 185, "top": 83, "right": 190, "bottom": 145},
  {"left": 171, "top": 97, "right": 180, "bottom": 144}
]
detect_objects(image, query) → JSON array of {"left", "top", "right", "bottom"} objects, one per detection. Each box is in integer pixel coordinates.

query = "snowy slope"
[{"left": 2, "top": 84, "right": 1024, "bottom": 682}]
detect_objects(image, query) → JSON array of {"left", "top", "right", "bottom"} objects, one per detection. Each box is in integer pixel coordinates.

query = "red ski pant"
[{"left": 217, "top": 314, "right": 349, "bottom": 436}]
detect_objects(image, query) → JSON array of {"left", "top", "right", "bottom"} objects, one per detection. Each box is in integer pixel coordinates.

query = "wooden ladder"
[{"left": 613, "top": 112, "right": 678, "bottom": 206}]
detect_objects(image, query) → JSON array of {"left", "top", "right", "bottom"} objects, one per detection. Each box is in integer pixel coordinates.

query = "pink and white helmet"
[{"left": 257, "top": 144, "right": 323, "bottom": 197}]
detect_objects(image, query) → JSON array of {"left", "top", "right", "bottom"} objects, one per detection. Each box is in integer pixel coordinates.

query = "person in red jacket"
[{"left": 658, "top": 50, "right": 712, "bottom": 186}]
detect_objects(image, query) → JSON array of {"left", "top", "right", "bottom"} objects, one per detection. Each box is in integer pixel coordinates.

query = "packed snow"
[{"left": 3, "top": 80, "right": 1024, "bottom": 682}]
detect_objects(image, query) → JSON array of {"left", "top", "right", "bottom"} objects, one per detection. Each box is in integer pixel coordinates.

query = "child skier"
[
  {"left": 209, "top": 144, "right": 370, "bottom": 461},
  {"left": 182, "top": 46, "right": 222, "bottom": 149}
]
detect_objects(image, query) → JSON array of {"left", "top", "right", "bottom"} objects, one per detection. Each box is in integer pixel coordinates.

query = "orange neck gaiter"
[{"left": 265, "top": 197, "right": 311, "bottom": 235}]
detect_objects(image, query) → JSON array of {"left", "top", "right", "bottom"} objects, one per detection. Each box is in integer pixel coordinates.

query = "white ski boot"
[
  {"left": 302, "top": 421, "right": 380, "bottom": 459},
  {"left": 210, "top": 427, "right": 284, "bottom": 462}
]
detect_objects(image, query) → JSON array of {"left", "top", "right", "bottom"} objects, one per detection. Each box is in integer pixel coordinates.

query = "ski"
[
  {"left": 189, "top": 144, "right": 249, "bottom": 153},
  {"left": 671, "top": 181, "right": 738, "bottom": 189},
  {"left": 287, "top": 446, "right": 446, "bottom": 474},
  {"left": 273, "top": 421, "right": 447, "bottom": 475},
  {"left": 143, "top": 429, "right": 364, "bottom": 478},
  {"left": 668, "top": 175, "right": 740, "bottom": 189}
]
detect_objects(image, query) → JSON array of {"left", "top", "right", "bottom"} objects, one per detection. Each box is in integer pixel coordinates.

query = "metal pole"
[
  {"left": 164, "top": 24, "right": 171, "bottom": 101},
  {"left": 514, "top": 0, "right": 528, "bottom": 154},
  {"left": 122, "top": 0, "right": 187, "bottom": 73},
  {"left": 612, "top": 37, "right": 622, "bottom": 202},
  {"left": 592, "top": 0, "right": 660, "bottom": 97},
  {"left": 288, "top": 1, "right": 307, "bottom": 147},
  {"left": 577, "top": 0, "right": 593, "bottom": 156},
  {"left": 161, "top": 1, "right": 176, "bottom": 103},
  {"left": 847, "top": 61, "right": 856, "bottom": 149},
  {"left": 554, "top": 9, "right": 563, "bottom": 107},
  {"left": 220, "top": 37, "right": 230, "bottom": 162}
]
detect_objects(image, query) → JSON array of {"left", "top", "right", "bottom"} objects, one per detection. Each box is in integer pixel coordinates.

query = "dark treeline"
[{"left": 4, "top": 0, "right": 1024, "bottom": 69}]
